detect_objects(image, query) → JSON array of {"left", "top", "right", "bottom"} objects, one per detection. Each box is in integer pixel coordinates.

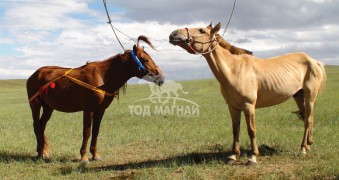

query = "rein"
[{"left": 185, "top": 28, "right": 219, "bottom": 55}]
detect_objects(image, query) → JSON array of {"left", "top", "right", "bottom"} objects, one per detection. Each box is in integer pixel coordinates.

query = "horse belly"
[
  {"left": 256, "top": 84, "right": 300, "bottom": 108},
  {"left": 43, "top": 91, "right": 85, "bottom": 112}
]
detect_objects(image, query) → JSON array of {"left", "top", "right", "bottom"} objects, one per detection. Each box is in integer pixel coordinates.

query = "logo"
[{"left": 128, "top": 80, "right": 200, "bottom": 117}]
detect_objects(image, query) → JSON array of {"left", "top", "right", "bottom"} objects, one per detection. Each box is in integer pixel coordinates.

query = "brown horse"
[
  {"left": 26, "top": 35, "right": 165, "bottom": 162},
  {"left": 169, "top": 23, "right": 326, "bottom": 165}
]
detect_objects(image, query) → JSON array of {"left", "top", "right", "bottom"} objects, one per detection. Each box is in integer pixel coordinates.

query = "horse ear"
[
  {"left": 133, "top": 45, "right": 138, "bottom": 52},
  {"left": 207, "top": 22, "right": 213, "bottom": 30},
  {"left": 136, "top": 38, "right": 140, "bottom": 49},
  {"left": 210, "top": 22, "right": 221, "bottom": 35}
]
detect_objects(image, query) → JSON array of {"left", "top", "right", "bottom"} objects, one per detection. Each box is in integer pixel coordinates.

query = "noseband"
[{"left": 185, "top": 28, "right": 219, "bottom": 55}]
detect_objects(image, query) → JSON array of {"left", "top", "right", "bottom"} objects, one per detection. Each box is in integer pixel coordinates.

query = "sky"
[{"left": 0, "top": 0, "right": 338, "bottom": 81}]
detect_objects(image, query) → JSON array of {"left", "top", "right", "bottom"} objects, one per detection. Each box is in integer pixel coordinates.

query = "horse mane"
[{"left": 216, "top": 34, "right": 253, "bottom": 55}]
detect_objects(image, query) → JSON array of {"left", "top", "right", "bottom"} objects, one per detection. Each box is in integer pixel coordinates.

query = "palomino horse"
[
  {"left": 26, "top": 35, "right": 165, "bottom": 162},
  {"left": 169, "top": 23, "right": 326, "bottom": 165}
]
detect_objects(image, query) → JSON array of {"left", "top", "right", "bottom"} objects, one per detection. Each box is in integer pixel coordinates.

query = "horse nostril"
[{"left": 171, "top": 30, "right": 179, "bottom": 37}]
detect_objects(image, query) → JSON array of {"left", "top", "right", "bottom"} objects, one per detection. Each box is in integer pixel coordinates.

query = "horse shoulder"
[
  {"left": 224, "top": 56, "right": 259, "bottom": 105},
  {"left": 81, "top": 64, "right": 104, "bottom": 87}
]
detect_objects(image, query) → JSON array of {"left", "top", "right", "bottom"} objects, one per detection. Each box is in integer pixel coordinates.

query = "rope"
[
  {"left": 102, "top": 0, "right": 136, "bottom": 51},
  {"left": 28, "top": 68, "right": 117, "bottom": 103},
  {"left": 103, "top": 0, "right": 125, "bottom": 51},
  {"left": 222, "top": 0, "right": 237, "bottom": 37}
]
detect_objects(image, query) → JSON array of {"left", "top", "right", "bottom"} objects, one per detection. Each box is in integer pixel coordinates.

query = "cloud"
[{"left": 0, "top": 0, "right": 338, "bottom": 80}]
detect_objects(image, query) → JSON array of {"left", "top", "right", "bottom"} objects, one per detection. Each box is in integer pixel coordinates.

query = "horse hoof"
[
  {"left": 92, "top": 156, "right": 101, "bottom": 161},
  {"left": 246, "top": 160, "right": 257, "bottom": 166},
  {"left": 300, "top": 147, "right": 307, "bottom": 155},
  {"left": 226, "top": 159, "right": 236, "bottom": 165},
  {"left": 306, "top": 145, "right": 311, "bottom": 151},
  {"left": 36, "top": 153, "right": 49, "bottom": 160},
  {"left": 81, "top": 159, "right": 90, "bottom": 164}
]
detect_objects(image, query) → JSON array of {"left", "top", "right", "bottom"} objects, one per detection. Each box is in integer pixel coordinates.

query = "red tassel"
[{"left": 50, "top": 82, "right": 56, "bottom": 89}]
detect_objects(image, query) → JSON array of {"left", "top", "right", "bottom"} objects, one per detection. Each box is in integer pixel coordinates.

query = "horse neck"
[
  {"left": 203, "top": 45, "right": 236, "bottom": 84},
  {"left": 97, "top": 54, "right": 132, "bottom": 93}
]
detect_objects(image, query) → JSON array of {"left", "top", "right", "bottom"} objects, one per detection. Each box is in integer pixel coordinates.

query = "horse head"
[
  {"left": 169, "top": 22, "right": 222, "bottom": 55},
  {"left": 128, "top": 35, "right": 165, "bottom": 86},
  {"left": 169, "top": 22, "right": 252, "bottom": 55}
]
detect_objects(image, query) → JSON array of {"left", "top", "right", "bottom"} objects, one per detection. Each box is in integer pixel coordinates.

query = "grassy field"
[{"left": 0, "top": 66, "right": 338, "bottom": 179}]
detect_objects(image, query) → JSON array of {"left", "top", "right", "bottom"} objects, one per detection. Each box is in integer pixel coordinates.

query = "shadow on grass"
[
  {"left": 0, "top": 151, "right": 34, "bottom": 163},
  {"left": 91, "top": 144, "right": 282, "bottom": 171},
  {"left": 0, "top": 151, "right": 78, "bottom": 164}
]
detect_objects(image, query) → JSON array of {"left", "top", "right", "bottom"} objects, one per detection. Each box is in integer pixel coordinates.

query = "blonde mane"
[{"left": 216, "top": 34, "right": 252, "bottom": 55}]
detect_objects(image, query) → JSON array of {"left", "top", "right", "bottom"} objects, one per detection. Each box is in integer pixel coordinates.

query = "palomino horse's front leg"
[
  {"left": 90, "top": 110, "right": 105, "bottom": 161},
  {"left": 80, "top": 111, "right": 93, "bottom": 162},
  {"left": 227, "top": 106, "right": 241, "bottom": 164},
  {"left": 243, "top": 103, "right": 259, "bottom": 166}
]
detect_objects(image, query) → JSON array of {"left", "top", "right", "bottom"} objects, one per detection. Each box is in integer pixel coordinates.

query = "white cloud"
[{"left": 0, "top": 0, "right": 338, "bottom": 80}]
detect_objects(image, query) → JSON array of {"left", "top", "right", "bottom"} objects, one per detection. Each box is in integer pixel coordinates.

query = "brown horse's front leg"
[
  {"left": 90, "top": 110, "right": 105, "bottom": 161},
  {"left": 80, "top": 111, "right": 93, "bottom": 162},
  {"left": 243, "top": 103, "right": 259, "bottom": 166},
  {"left": 227, "top": 106, "right": 241, "bottom": 164}
]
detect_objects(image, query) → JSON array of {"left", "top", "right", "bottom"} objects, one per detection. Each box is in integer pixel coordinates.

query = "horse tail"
[
  {"left": 316, "top": 61, "right": 326, "bottom": 92},
  {"left": 308, "top": 57, "right": 326, "bottom": 92}
]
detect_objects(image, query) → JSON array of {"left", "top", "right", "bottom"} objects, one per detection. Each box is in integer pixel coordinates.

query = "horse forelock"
[
  {"left": 216, "top": 34, "right": 252, "bottom": 55},
  {"left": 137, "top": 35, "right": 156, "bottom": 50}
]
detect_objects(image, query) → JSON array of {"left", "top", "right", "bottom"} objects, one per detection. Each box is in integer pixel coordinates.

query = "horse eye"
[{"left": 199, "top": 29, "right": 206, "bottom": 34}]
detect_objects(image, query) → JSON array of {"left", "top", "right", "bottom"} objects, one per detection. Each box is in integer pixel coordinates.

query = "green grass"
[{"left": 0, "top": 66, "right": 338, "bottom": 179}]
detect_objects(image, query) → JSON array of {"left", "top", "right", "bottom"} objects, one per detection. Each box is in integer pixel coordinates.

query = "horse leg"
[
  {"left": 293, "top": 89, "right": 305, "bottom": 120},
  {"left": 38, "top": 105, "right": 54, "bottom": 159},
  {"left": 301, "top": 89, "right": 317, "bottom": 154},
  {"left": 227, "top": 106, "right": 241, "bottom": 165},
  {"left": 243, "top": 103, "right": 259, "bottom": 166},
  {"left": 80, "top": 111, "right": 93, "bottom": 162},
  {"left": 90, "top": 110, "right": 105, "bottom": 161},
  {"left": 31, "top": 103, "right": 42, "bottom": 158}
]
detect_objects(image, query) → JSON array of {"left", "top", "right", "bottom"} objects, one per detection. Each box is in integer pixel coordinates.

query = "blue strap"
[{"left": 131, "top": 50, "right": 146, "bottom": 71}]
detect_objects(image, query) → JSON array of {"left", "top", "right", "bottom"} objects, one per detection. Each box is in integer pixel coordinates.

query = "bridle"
[
  {"left": 185, "top": 28, "right": 219, "bottom": 55},
  {"left": 130, "top": 50, "right": 163, "bottom": 84}
]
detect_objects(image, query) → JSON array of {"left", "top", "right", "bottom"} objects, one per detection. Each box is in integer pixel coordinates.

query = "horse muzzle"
[
  {"left": 142, "top": 68, "right": 165, "bottom": 86},
  {"left": 169, "top": 30, "right": 188, "bottom": 45}
]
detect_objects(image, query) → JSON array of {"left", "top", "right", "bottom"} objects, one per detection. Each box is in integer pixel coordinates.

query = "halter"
[
  {"left": 130, "top": 49, "right": 163, "bottom": 83},
  {"left": 185, "top": 28, "right": 219, "bottom": 55},
  {"left": 130, "top": 50, "right": 146, "bottom": 72}
]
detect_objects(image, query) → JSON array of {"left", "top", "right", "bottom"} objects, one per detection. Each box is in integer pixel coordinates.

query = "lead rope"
[
  {"left": 222, "top": 0, "right": 237, "bottom": 37},
  {"left": 103, "top": 0, "right": 126, "bottom": 51}
]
